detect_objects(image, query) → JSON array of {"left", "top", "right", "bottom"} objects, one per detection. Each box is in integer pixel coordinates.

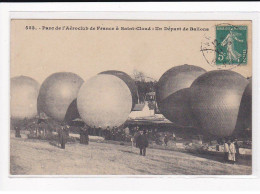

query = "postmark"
[{"left": 200, "top": 23, "right": 248, "bottom": 69}]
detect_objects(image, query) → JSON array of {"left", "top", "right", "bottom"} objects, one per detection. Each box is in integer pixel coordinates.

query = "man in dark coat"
[
  {"left": 58, "top": 124, "right": 69, "bottom": 149},
  {"left": 79, "top": 126, "right": 84, "bottom": 144},
  {"left": 234, "top": 138, "right": 240, "bottom": 162},
  {"left": 136, "top": 130, "right": 149, "bottom": 156},
  {"left": 15, "top": 126, "right": 21, "bottom": 138},
  {"left": 80, "top": 125, "right": 89, "bottom": 145},
  {"left": 104, "top": 126, "right": 110, "bottom": 140}
]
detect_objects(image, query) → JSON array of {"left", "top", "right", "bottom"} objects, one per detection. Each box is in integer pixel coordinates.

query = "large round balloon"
[
  {"left": 11, "top": 76, "right": 40, "bottom": 120},
  {"left": 236, "top": 78, "right": 252, "bottom": 131},
  {"left": 99, "top": 70, "right": 138, "bottom": 110},
  {"left": 77, "top": 74, "right": 132, "bottom": 129},
  {"left": 37, "top": 72, "right": 84, "bottom": 122},
  {"left": 156, "top": 64, "right": 206, "bottom": 103},
  {"left": 190, "top": 70, "right": 249, "bottom": 137},
  {"left": 156, "top": 64, "right": 206, "bottom": 127},
  {"left": 159, "top": 88, "right": 198, "bottom": 127}
]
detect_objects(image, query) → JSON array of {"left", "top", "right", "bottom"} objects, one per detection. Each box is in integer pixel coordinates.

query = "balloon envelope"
[
  {"left": 156, "top": 64, "right": 206, "bottom": 127},
  {"left": 156, "top": 64, "right": 206, "bottom": 103},
  {"left": 37, "top": 72, "right": 84, "bottom": 122},
  {"left": 190, "top": 70, "right": 249, "bottom": 137},
  {"left": 99, "top": 70, "right": 138, "bottom": 110},
  {"left": 11, "top": 76, "right": 40, "bottom": 120},
  {"left": 159, "top": 88, "right": 198, "bottom": 127},
  {"left": 77, "top": 74, "right": 132, "bottom": 129},
  {"left": 236, "top": 78, "right": 252, "bottom": 131}
]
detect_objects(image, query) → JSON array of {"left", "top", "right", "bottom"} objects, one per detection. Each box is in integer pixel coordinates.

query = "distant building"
[{"left": 129, "top": 92, "right": 156, "bottom": 119}]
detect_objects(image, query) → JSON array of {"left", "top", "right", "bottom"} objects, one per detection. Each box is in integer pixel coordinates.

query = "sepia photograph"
[{"left": 10, "top": 19, "right": 252, "bottom": 176}]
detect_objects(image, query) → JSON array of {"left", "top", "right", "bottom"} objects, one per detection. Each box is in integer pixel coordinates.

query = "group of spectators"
[
  {"left": 82, "top": 125, "right": 130, "bottom": 142},
  {"left": 61, "top": 124, "right": 150, "bottom": 156},
  {"left": 223, "top": 138, "right": 240, "bottom": 164},
  {"left": 215, "top": 138, "right": 240, "bottom": 164},
  {"left": 13, "top": 121, "right": 242, "bottom": 162}
]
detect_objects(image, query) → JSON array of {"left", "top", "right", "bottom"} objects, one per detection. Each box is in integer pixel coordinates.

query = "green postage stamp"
[{"left": 216, "top": 25, "right": 247, "bottom": 65}]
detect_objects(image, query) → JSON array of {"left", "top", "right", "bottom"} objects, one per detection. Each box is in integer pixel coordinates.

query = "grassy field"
[{"left": 10, "top": 133, "right": 252, "bottom": 175}]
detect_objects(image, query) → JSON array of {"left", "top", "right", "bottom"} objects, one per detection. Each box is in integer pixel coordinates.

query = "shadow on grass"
[
  {"left": 119, "top": 149, "right": 140, "bottom": 156},
  {"left": 49, "top": 141, "right": 61, "bottom": 148},
  {"left": 187, "top": 152, "right": 252, "bottom": 166},
  {"left": 10, "top": 155, "right": 28, "bottom": 175}
]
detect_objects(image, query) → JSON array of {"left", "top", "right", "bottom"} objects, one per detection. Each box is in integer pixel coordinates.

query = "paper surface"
[
  {"left": 10, "top": 19, "right": 252, "bottom": 175},
  {"left": 11, "top": 20, "right": 252, "bottom": 83}
]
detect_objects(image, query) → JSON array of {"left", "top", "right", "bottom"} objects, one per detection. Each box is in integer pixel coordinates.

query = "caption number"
[{"left": 25, "top": 26, "right": 37, "bottom": 30}]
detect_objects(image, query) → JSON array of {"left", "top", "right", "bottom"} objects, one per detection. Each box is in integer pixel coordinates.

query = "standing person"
[
  {"left": 172, "top": 132, "right": 176, "bottom": 141},
  {"left": 15, "top": 126, "right": 21, "bottom": 138},
  {"left": 164, "top": 134, "right": 169, "bottom": 147},
  {"left": 98, "top": 127, "right": 102, "bottom": 137},
  {"left": 57, "top": 126, "right": 62, "bottom": 148},
  {"left": 79, "top": 126, "right": 84, "bottom": 144},
  {"left": 136, "top": 126, "right": 140, "bottom": 132},
  {"left": 216, "top": 138, "right": 222, "bottom": 151},
  {"left": 223, "top": 139, "right": 229, "bottom": 163},
  {"left": 234, "top": 138, "right": 240, "bottom": 162},
  {"left": 58, "top": 123, "right": 69, "bottom": 149},
  {"left": 105, "top": 126, "right": 110, "bottom": 140},
  {"left": 136, "top": 130, "right": 149, "bottom": 156},
  {"left": 131, "top": 136, "right": 134, "bottom": 152},
  {"left": 111, "top": 127, "right": 116, "bottom": 141},
  {"left": 80, "top": 125, "right": 89, "bottom": 145},
  {"left": 228, "top": 140, "right": 236, "bottom": 164},
  {"left": 172, "top": 133, "right": 176, "bottom": 145},
  {"left": 84, "top": 125, "right": 89, "bottom": 145}
]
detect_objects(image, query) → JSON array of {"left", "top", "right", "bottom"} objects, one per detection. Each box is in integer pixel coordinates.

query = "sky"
[{"left": 11, "top": 20, "right": 252, "bottom": 84}]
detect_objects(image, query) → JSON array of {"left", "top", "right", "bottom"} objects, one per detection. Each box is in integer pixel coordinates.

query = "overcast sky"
[{"left": 11, "top": 20, "right": 252, "bottom": 84}]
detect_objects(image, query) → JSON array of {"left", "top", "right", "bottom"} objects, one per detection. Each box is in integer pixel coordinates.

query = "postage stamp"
[{"left": 215, "top": 25, "right": 248, "bottom": 65}]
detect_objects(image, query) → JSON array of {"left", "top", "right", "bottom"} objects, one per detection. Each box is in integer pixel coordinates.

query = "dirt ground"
[{"left": 10, "top": 134, "right": 252, "bottom": 175}]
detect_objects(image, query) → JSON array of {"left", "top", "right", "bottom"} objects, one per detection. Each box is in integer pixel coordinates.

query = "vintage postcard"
[{"left": 10, "top": 19, "right": 252, "bottom": 175}]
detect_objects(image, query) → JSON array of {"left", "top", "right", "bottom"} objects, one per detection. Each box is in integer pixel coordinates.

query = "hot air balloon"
[
  {"left": 190, "top": 70, "right": 249, "bottom": 137},
  {"left": 156, "top": 64, "right": 206, "bottom": 103},
  {"left": 37, "top": 72, "right": 84, "bottom": 122},
  {"left": 156, "top": 64, "right": 206, "bottom": 127},
  {"left": 11, "top": 76, "right": 40, "bottom": 120},
  {"left": 235, "top": 78, "right": 252, "bottom": 131},
  {"left": 77, "top": 74, "right": 132, "bottom": 129},
  {"left": 158, "top": 88, "right": 198, "bottom": 127},
  {"left": 99, "top": 70, "right": 138, "bottom": 110}
]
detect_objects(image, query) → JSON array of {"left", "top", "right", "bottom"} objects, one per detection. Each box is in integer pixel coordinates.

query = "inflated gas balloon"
[
  {"left": 77, "top": 74, "right": 132, "bottom": 129},
  {"left": 156, "top": 64, "right": 206, "bottom": 103},
  {"left": 159, "top": 88, "right": 198, "bottom": 127},
  {"left": 64, "top": 99, "right": 81, "bottom": 124},
  {"left": 37, "top": 72, "right": 84, "bottom": 122},
  {"left": 236, "top": 78, "right": 252, "bottom": 130},
  {"left": 99, "top": 70, "right": 138, "bottom": 110},
  {"left": 156, "top": 64, "right": 206, "bottom": 127},
  {"left": 190, "top": 70, "right": 249, "bottom": 137},
  {"left": 11, "top": 76, "right": 40, "bottom": 120}
]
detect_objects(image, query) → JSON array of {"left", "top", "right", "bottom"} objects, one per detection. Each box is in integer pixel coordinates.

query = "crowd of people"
[
  {"left": 55, "top": 124, "right": 150, "bottom": 156},
  {"left": 13, "top": 120, "right": 242, "bottom": 162}
]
